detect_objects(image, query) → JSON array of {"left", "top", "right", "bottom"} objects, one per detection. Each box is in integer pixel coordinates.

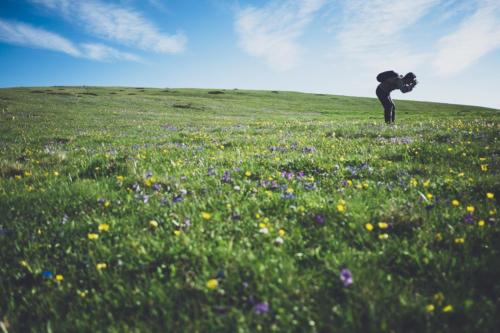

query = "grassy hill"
[{"left": 0, "top": 87, "right": 499, "bottom": 332}]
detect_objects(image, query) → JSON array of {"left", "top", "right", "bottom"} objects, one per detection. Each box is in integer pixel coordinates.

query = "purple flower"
[
  {"left": 297, "top": 171, "right": 305, "bottom": 178},
  {"left": 151, "top": 183, "right": 162, "bottom": 191},
  {"left": 314, "top": 214, "right": 326, "bottom": 226},
  {"left": 221, "top": 171, "right": 231, "bottom": 183},
  {"left": 173, "top": 195, "right": 183, "bottom": 203},
  {"left": 97, "top": 197, "right": 105, "bottom": 204},
  {"left": 464, "top": 213, "right": 474, "bottom": 224},
  {"left": 145, "top": 170, "right": 153, "bottom": 178},
  {"left": 282, "top": 192, "right": 295, "bottom": 200},
  {"left": 340, "top": 268, "right": 353, "bottom": 287},
  {"left": 254, "top": 302, "right": 269, "bottom": 314}
]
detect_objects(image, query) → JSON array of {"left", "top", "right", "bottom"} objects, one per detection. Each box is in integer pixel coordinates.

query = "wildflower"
[
  {"left": 314, "top": 214, "right": 326, "bottom": 226},
  {"left": 24, "top": 171, "right": 32, "bottom": 177},
  {"left": 275, "top": 236, "right": 284, "bottom": 245},
  {"left": 202, "top": 212, "right": 212, "bottom": 220},
  {"left": 53, "top": 171, "right": 59, "bottom": 176},
  {"left": 423, "top": 180, "right": 430, "bottom": 188},
  {"left": 454, "top": 237, "right": 465, "bottom": 245},
  {"left": 55, "top": 274, "right": 64, "bottom": 282},
  {"left": 339, "top": 268, "right": 353, "bottom": 287},
  {"left": 96, "top": 263, "right": 107, "bottom": 270},
  {"left": 480, "top": 164, "right": 488, "bottom": 172},
  {"left": 98, "top": 223, "right": 109, "bottom": 232},
  {"left": 174, "top": 230, "right": 182, "bottom": 236},
  {"left": 245, "top": 171, "right": 252, "bottom": 177},
  {"left": 278, "top": 229, "right": 286, "bottom": 237},
  {"left": 149, "top": 220, "right": 159, "bottom": 229},
  {"left": 378, "top": 222, "right": 388, "bottom": 229},
  {"left": 286, "top": 187, "right": 294, "bottom": 193},
  {"left": 378, "top": 233, "right": 389, "bottom": 240},
  {"left": 42, "top": 271, "right": 53, "bottom": 279},
  {"left": 104, "top": 201, "right": 111, "bottom": 208},
  {"left": 337, "top": 203, "right": 346, "bottom": 213},
  {"left": 87, "top": 233, "right": 99, "bottom": 240},
  {"left": 116, "top": 175, "right": 124, "bottom": 182},
  {"left": 254, "top": 302, "right": 269, "bottom": 314},
  {"left": 365, "top": 223, "right": 374, "bottom": 232},
  {"left": 451, "top": 199, "right": 460, "bottom": 207},
  {"left": 443, "top": 305, "right": 453, "bottom": 313},
  {"left": 259, "top": 227, "right": 269, "bottom": 234},
  {"left": 19, "top": 260, "right": 29, "bottom": 268},
  {"left": 426, "top": 304, "right": 435, "bottom": 313},
  {"left": 466, "top": 206, "right": 475, "bottom": 213},
  {"left": 77, "top": 290, "right": 88, "bottom": 298},
  {"left": 206, "top": 279, "right": 218, "bottom": 289},
  {"left": 15, "top": 175, "right": 22, "bottom": 180},
  {"left": 434, "top": 292, "right": 445, "bottom": 305},
  {"left": 426, "top": 193, "right": 433, "bottom": 200},
  {"left": 410, "top": 178, "right": 418, "bottom": 187},
  {"left": 478, "top": 220, "right": 485, "bottom": 227},
  {"left": 486, "top": 192, "right": 494, "bottom": 199}
]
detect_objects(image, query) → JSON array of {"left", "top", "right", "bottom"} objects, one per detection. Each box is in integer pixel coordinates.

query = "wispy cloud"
[
  {"left": 0, "top": 19, "right": 140, "bottom": 61},
  {"left": 433, "top": 1, "right": 500, "bottom": 75},
  {"left": 30, "top": 0, "right": 186, "bottom": 54},
  {"left": 235, "top": 0, "right": 326, "bottom": 71},
  {"left": 0, "top": 19, "right": 80, "bottom": 56},
  {"left": 336, "top": 0, "right": 440, "bottom": 70}
]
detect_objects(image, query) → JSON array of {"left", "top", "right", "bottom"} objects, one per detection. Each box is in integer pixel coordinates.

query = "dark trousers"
[{"left": 376, "top": 86, "right": 395, "bottom": 123}]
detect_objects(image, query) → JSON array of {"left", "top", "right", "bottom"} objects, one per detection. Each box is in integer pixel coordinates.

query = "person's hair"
[{"left": 403, "top": 72, "right": 416, "bottom": 84}]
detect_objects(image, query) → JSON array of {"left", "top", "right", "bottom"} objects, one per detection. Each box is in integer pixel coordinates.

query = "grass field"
[{"left": 0, "top": 86, "right": 499, "bottom": 332}]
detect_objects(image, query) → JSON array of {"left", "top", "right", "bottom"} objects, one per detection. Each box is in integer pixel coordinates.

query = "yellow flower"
[
  {"left": 478, "top": 220, "right": 485, "bottom": 227},
  {"left": 337, "top": 203, "right": 346, "bottom": 213},
  {"left": 116, "top": 175, "right": 125, "bottom": 182},
  {"left": 104, "top": 201, "right": 111, "bottom": 208},
  {"left": 423, "top": 180, "right": 430, "bottom": 188},
  {"left": 53, "top": 171, "right": 59, "bottom": 176},
  {"left": 480, "top": 164, "right": 488, "bottom": 172},
  {"left": 378, "top": 222, "right": 388, "bottom": 229},
  {"left": 149, "top": 220, "right": 159, "bottom": 229},
  {"left": 362, "top": 182, "right": 369, "bottom": 189},
  {"left": 245, "top": 171, "right": 252, "bottom": 177},
  {"left": 365, "top": 223, "right": 374, "bottom": 232},
  {"left": 77, "top": 290, "right": 88, "bottom": 298},
  {"left": 206, "top": 279, "right": 218, "bottom": 289},
  {"left": 15, "top": 175, "right": 22, "bottom": 180},
  {"left": 278, "top": 229, "right": 286, "bottom": 237},
  {"left": 426, "top": 193, "right": 433, "bottom": 200},
  {"left": 378, "top": 233, "right": 389, "bottom": 240},
  {"left": 443, "top": 305, "right": 453, "bottom": 313},
  {"left": 96, "top": 263, "right": 107, "bottom": 270},
  {"left": 434, "top": 292, "right": 445, "bottom": 305},
  {"left": 87, "top": 233, "right": 99, "bottom": 240},
  {"left": 24, "top": 171, "right": 32, "bottom": 177},
  {"left": 451, "top": 199, "right": 460, "bottom": 207},
  {"left": 466, "top": 206, "right": 475, "bottom": 213},
  {"left": 486, "top": 192, "right": 494, "bottom": 199},
  {"left": 410, "top": 178, "right": 418, "bottom": 187},
  {"left": 173, "top": 230, "right": 182, "bottom": 236},
  {"left": 55, "top": 274, "right": 64, "bottom": 282},
  {"left": 286, "top": 188, "right": 294, "bottom": 193},
  {"left": 489, "top": 209, "right": 496, "bottom": 216},
  {"left": 347, "top": 180, "right": 353, "bottom": 187},
  {"left": 201, "top": 212, "right": 212, "bottom": 220},
  {"left": 426, "top": 304, "right": 435, "bottom": 313},
  {"left": 454, "top": 237, "right": 465, "bottom": 245},
  {"left": 98, "top": 223, "right": 110, "bottom": 232}
]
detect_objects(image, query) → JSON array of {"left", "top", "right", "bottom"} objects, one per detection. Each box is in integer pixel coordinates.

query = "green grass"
[{"left": 0, "top": 86, "right": 499, "bottom": 332}]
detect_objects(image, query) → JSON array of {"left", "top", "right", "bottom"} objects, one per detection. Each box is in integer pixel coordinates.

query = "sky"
[{"left": 1, "top": 0, "right": 500, "bottom": 109}]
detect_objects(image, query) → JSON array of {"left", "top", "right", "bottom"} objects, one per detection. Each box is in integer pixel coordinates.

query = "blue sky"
[{"left": 1, "top": 0, "right": 500, "bottom": 109}]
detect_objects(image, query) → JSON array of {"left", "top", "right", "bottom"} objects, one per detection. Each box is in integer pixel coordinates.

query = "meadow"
[{"left": 0, "top": 86, "right": 499, "bottom": 332}]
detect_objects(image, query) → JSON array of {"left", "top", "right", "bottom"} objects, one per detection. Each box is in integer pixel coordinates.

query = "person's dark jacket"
[{"left": 378, "top": 76, "right": 415, "bottom": 94}]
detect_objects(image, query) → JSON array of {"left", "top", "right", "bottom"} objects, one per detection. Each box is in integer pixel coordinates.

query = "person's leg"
[
  {"left": 389, "top": 95, "right": 395, "bottom": 123},
  {"left": 377, "top": 88, "right": 392, "bottom": 124}
]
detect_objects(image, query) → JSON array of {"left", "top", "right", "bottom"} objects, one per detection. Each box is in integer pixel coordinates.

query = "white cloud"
[
  {"left": 0, "top": 19, "right": 80, "bottom": 56},
  {"left": 433, "top": 1, "right": 500, "bottom": 75},
  {"left": 0, "top": 19, "right": 140, "bottom": 62},
  {"left": 81, "top": 43, "right": 141, "bottom": 62},
  {"left": 30, "top": 0, "right": 186, "bottom": 54},
  {"left": 235, "top": 0, "right": 326, "bottom": 71},
  {"left": 336, "top": 0, "right": 440, "bottom": 70}
]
